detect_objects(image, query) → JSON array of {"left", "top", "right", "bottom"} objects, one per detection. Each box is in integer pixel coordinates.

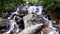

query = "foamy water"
[{"left": 4, "top": 7, "right": 20, "bottom": 34}]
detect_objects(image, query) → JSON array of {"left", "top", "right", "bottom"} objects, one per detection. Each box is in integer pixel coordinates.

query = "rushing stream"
[
  {"left": 3, "top": 7, "right": 20, "bottom": 34},
  {"left": 3, "top": 2, "right": 59, "bottom": 34}
]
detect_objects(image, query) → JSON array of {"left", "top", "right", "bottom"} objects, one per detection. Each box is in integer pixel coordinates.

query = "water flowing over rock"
[
  {"left": 27, "top": 6, "right": 43, "bottom": 15},
  {"left": 3, "top": 6, "right": 20, "bottom": 34},
  {"left": 22, "top": 3, "right": 59, "bottom": 34},
  {"left": 3, "top": 19, "right": 19, "bottom": 34},
  {"left": 23, "top": 14, "right": 45, "bottom": 29},
  {"left": 0, "top": 2, "right": 59, "bottom": 34}
]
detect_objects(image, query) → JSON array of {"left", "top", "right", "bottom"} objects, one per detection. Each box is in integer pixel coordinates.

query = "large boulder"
[
  {"left": 18, "top": 24, "right": 43, "bottom": 34},
  {"left": 23, "top": 14, "right": 46, "bottom": 29}
]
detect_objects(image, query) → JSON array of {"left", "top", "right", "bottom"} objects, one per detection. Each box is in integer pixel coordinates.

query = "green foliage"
[
  {"left": 23, "top": 0, "right": 60, "bottom": 11},
  {"left": 0, "top": 0, "right": 24, "bottom": 12},
  {"left": 4, "top": 0, "right": 21, "bottom": 11},
  {"left": 23, "top": 0, "right": 39, "bottom": 4},
  {"left": 0, "top": 23, "right": 4, "bottom": 27},
  {"left": 0, "top": 0, "right": 60, "bottom": 12}
]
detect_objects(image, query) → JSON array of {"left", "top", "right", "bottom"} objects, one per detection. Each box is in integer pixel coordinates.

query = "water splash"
[
  {"left": 3, "top": 19, "right": 18, "bottom": 34},
  {"left": 8, "top": 7, "right": 20, "bottom": 19},
  {"left": 4, "top": 7, "right": 20, "bottom": 34},
  {"left": 27, "top": 6, "right": 37, "bottom": 14},
  {"left": 27, "top": 6, "right": 43, "bottom": 15},
  {"left": 36, "top": 6, "right": 43, "bottom": 15}
]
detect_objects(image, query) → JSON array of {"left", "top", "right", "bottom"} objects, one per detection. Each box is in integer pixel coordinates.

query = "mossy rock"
[{"left": 0, "top": 23, "right": 5, "bottom": 30}]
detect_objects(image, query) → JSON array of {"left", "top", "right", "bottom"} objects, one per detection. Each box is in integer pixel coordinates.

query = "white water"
[
  {"left": 23, "top": 6, "right": 43, "bottom": 29},
  {"left": 4, "top": 7, "right": 20, "bottom": 34},
  {"left": 3, "top": 2, "right": 59, "bottom": 34},
  {"left": 48, "top": 31, "right": 59, "bottom": 34},
  {"left": 8, "top": 7, "right": 20, "bottom": 19},
  {"left": 12, "top": 7, "right": 20, "bottom": 15},
  {"left": 35, "top": 6, "right": 43, "bottom": 15},
  {"left": 42, "top": 15, "right": 59, "bottom": 34},
  {"left": 27, "top": 6, "right": 37, "bottom": 14},
  {"left": 27, "top": 6, "right": 43, "bottom": 15},
  {"left": 4, "top": 19, "right": 19, "bottom": 34},
  {"left": 48, "top": 21, "right": 59, "bottom": 34},
  {"left": 23, "top": 5, "right": 59, "bottom": 34}
]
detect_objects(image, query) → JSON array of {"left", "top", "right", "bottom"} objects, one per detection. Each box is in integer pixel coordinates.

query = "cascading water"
[
  {"left": 12, "top": 7, "right": 20, "bottom": 15},
  {"left": 27, "top": 6, "right": 37, "bottom": 14},
  {"left": 26, "top": 4, "right": 59, "bottom": 34},
  {"left": 23, "top": 6, "right": 43, "bottom": 29},
  {"left": 3, "top": 7, "right": 20, "bottom": 34},
  {"left": 42, "top": 13, "right": 59, "bottom": 34},
  {"left": 4, "top": 19, "right": 19, "bottom": 34},
  {"left": 27, "top": 6, "right": 43, "bottom": 15},
  {"left": 3, "top": 2, "right": 59, "bottom": 34},
  {"left": 35, "top": 6, "right": 43, "bottom": 15},
  {"left": 8, "top": 7, "right": 20, "bottom": 19},
  {"left": 4, "top": 2, "right": 31, "bottom": 34}
]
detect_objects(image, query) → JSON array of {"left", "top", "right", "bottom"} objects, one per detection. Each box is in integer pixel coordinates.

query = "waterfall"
[
  {"left": 23, "top": 5, "right": 44, "bottom": 28},
  {"left": 27, "top": 6, "right": 43, "bottom": 16},
  {"left": 3, "top": 19, "right": 19, "bottom": 34},
  {"left": 3, "top": 2, "right": 59, "bottom": 34},
  {"left": 27, "top": 6, "right": 37, "bottom": 14},
  {"left": 8, "top": 7, "right": 20, "bottom": 19},
  {"left": 3, "top": 7, "right": 20, "bottom": 34},
  {"left": 12, "top": 7, "right": 20, "bottom": 15},
  {"left": 35, "top": 6, "right": 43, "bottom": 15},
  {"left": 42, "top": 14, "right": 59, "bottom": 34}
]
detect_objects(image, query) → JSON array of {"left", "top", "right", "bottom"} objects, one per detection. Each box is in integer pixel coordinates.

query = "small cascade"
[
  {"left": 3, "top": 7, "right": 20, "bottom": 34},
  {"left": 27, "top": 6, "right": 37, "bottom": 14},
  {"left": 48, "top": 21, "right": 59, "bottom": 34},
  {"left": 42, "top": 14, "right": 59, "bottom": 34},
  {"left": 35, "top": 6, "right": 43, "bottom": 15},
  {"left": 12, "top": 7, "right": 20, "bottom": 15},
  {"left": 2, "top": 2, "right": 59, "bottom": 34},
  {"left": 3, "top": 19, "right": 19, "bottom": 34},
  {"left": 8, "top": 7, "right": 20, "bottom": 19},
  {"left": 41, "top": 15, "right": 59, "bottom": 34},
  {"left": 27, "top": 6, "right": 43, "bottom": 16}
]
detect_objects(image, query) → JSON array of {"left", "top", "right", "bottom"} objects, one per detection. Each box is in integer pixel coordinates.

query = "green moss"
[{"left": 0, "top": 22, "right": 5, "bottom": 27}]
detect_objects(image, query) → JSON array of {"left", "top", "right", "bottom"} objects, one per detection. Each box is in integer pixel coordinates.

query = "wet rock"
[
  {"left": 23, "top": 14, "right": 45, "bottom": 29},
  {"left": 18, "top": 24, "right": 43, "bottom": 34}
]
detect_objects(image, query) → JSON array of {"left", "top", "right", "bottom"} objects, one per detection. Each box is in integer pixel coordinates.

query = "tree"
[
  {"left": 0, "top": 0, "right": 60, "bottom": 12},
  {"left": 23, "top": 0, "right": 60, "bottom": 11},
  {"left": 0, "top": 0, "right": 24, "bottom": 12}
]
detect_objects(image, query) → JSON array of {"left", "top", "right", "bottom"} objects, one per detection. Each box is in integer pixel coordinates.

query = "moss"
[{"left": 0, "top": 23, "right": 5, "bottom": 28}]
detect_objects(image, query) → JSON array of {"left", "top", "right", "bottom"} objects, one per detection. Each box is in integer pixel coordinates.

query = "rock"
[
  {"left": 23, "top": 14, "right": 45, "bottom": 29},
  {"left": 18, "top": 24, "right": 43, "bottom": 34},
  {"left": 23, "top": 14, "right": 34, "bottom": 29}
]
